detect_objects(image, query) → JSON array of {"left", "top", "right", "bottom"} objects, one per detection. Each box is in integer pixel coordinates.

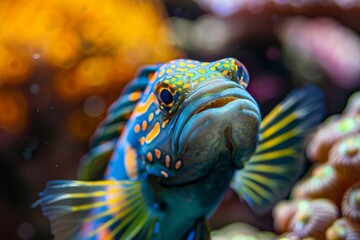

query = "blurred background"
[{"left": 1, "top": 0, "right": 360, "bottom": 239}]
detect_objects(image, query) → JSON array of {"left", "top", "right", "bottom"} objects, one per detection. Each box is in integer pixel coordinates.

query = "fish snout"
[{"left": 180, "top": 97, "right": 260, "bottom": 169}]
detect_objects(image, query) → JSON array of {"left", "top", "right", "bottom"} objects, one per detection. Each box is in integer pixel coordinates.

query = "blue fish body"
[{"left": 36, "top": 58, "right": 324, "bottom": 239}]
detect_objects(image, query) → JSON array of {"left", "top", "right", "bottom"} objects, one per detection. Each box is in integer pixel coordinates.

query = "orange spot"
[
  {"left": 125, "top": 145, "right": 138, "bottom": 179},
  {"left": 142, "top": 120, "right": 147, "bottom": 131},
  {"left": 161, "top": 171, "right": 169, "bottom": 178},
  {"left": 149, "top": 73, "right": 156, "bottom": 82},
  {"left": 134, "top": 93, "right": 155, "bottom": 116},
  {"left": 134, "top": 124, "right": 140, "bottom": 133},
  {"left": 175, "top": 160, "right": 182, "bottom": 169},
  {"left": 140, "top": 137, "right": 145, "bottom": 145},
  {"left": 162, "top": 119, "right": 169, "bottom": 128},
  {"left": 222, "top": 70, "right": 229, "bottom": 75},
  {"left": 155, "top": 149, "right": 161, "bottom": 159},
  {"left": 165, "top": 155, "right": 171, "bottom": 168},
  {"left": 129, "top": 91, "right": 142, "bottom": 101},
  {"left": 147, "top": 152, "right": 153, "bottom": 162},
  {"left": 148, "top": 113, "right": 154, "bottom": 121},
  {"left": 145, "top": 122, "right": 160, "bottom": 144}
]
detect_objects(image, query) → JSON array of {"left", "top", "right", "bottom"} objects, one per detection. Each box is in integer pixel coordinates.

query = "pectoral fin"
[
  {"left": 34, "top": 180, "right": 158, "bottom": 240},
  {"left": 231, "top": 86, "right": 325, "bottom": 213}
]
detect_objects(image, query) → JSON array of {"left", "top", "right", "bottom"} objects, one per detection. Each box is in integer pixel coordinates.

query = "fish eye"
[
  {"left": 160, "top": 89, "right": 174, "bottom": 106},
  {"left": 235, "top": 61, "right": 249, "bottom": 88},
  {"left": 155, "top": 83, "right": 181, "bottom": 115}
]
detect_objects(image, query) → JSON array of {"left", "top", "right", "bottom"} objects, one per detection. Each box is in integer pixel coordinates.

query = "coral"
[
  {"left": 329, "top": 135, "right": 360, "bottom": 183},
  {"left": 344, "top": 92, "right": 360, "bottom": 118},
  {"left": 288, "top": 199, "right": 338, "bottom": 240},
  {"left": 342, "top": 181, "right": 360, "bottom": 224},
  {"left": 273, "top": 91, "right": 360, "bottom": 239},
  {"left": 211, "top": 222, "right": 276, "bottom": 240},
  {"left": 326, "top": 218, "right": 360, "bottom": 240},
  {"left": 307, "top": 117, "right": 360, "bottom": 163},
  {"left": 273, "top": 200, "right": 298, "bottom": 234},
  {"left": 292, "top": 164, "right": 348, "bottom": 205}
]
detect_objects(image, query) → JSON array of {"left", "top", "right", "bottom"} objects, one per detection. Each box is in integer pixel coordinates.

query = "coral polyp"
[
  {"left": 342, "top": 181, "right": 360, "bottom": 224},
  {"left": 344, "top": 92, "right": 360, "bottom": 118},
  {"left": 329, "top": 135, "right": 360, "bottom": 182},
  {"left": 326, "top": 218, "right": 360, "bottom": 240},
  {"left": 288, "top": 199, "right": 338, "bottom": 240},
  {"left": 292, "top": 164, "right": 348, "bottom": 205},
  {"left": 307, "top": 117, "right": 360, "bottom": 163},
  {"left": 273, "top": 200, "right": 298, "bottom": 234}
]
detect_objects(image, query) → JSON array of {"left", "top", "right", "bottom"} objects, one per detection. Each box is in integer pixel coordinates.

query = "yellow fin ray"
[
  {"left": 35, "top": 180, "right": 158, "bottom": 240},
  {"left": 256, "top": 129, "right": 299, "bottom": 153},
  {"left": 231, "top": 86, "right": 325, "bottom": 213}
]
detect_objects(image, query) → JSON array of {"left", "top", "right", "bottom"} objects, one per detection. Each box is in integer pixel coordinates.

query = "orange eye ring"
[{"left": 155, "top": 83, "right": 181, "bottom": 115}]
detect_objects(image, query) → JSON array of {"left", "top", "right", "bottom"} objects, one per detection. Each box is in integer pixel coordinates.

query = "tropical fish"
[{"left": 35, "top": 58, "right": 324, "bottom": 240}]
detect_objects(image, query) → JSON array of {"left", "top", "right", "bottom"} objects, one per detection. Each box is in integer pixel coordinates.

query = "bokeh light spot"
[
  {"left": 83, "top": 95, "right": 106, "bottom": 117},
  {"left": 22, "top": 136, "right": 39, "bottom": 160},
  {"left": 67, "top": 109, "right": 99, "bottom": 141},
  {"left": 17, "top": 222, "right": 35, "bottom": 240},
  {"left": 0, "top": 89, "right": 28, "bottom": 134},
  {"left": 30, "top": 83, "right": 40, "bottom": 94},
  {"left": 32, "top": 53, "right": 41, "bottom": 60}
]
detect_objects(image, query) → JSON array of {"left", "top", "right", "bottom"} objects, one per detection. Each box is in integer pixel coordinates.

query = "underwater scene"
[{"left": 1, "top": 0, "right": 360, "bottom": 239}]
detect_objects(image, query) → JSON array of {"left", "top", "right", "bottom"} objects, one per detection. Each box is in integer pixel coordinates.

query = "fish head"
[{"left": 128, "top": 58, "right": 261, "bottom": 185}]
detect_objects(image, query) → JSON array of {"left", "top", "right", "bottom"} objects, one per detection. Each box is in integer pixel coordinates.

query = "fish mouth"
[
  {"left": 171, "top": 79, "right": 260, "bottom": 155},
  {"left": 195, "top": 97, "right": 238, "bottom": 114}
]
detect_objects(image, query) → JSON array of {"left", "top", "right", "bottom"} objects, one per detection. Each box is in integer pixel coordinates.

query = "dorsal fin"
[{"left": 78, "top": 65, "right": 160, "bottom": 181}]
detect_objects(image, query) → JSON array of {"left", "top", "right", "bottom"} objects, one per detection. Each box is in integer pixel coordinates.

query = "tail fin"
[
  {"left": 231, "top": 86, "right": 325, "bottom": 213},
  {"left": 34, "top": 180, "right": 158, "bottom": 240}
]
